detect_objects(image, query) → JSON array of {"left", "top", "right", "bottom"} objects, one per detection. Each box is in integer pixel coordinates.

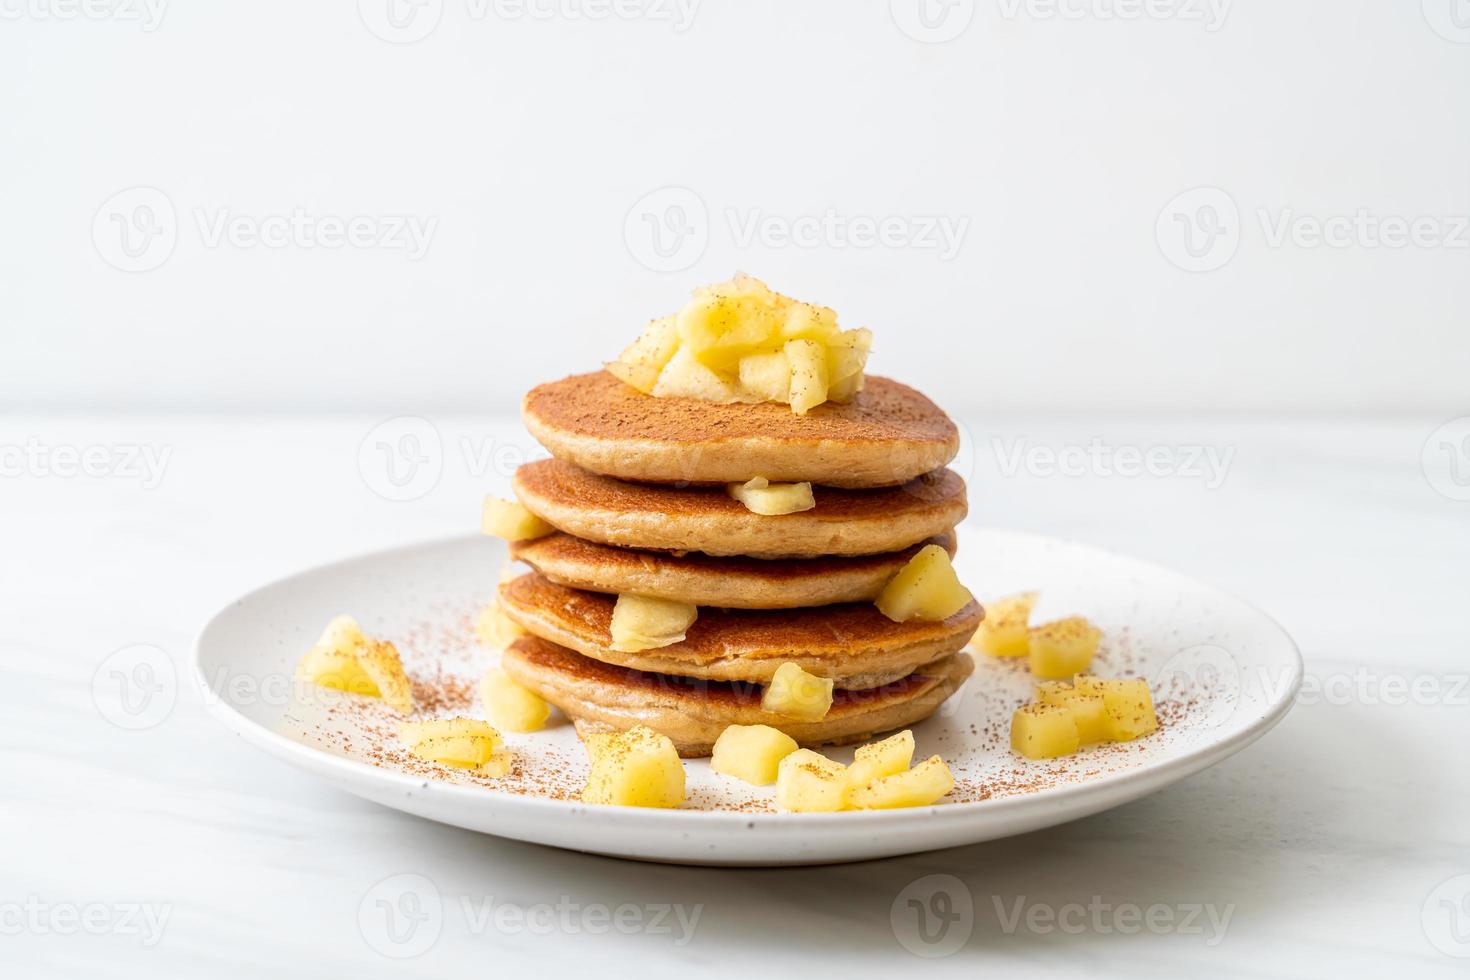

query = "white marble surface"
[{"left": 4, "top": 412, "right": 1468, "bottom": 977}]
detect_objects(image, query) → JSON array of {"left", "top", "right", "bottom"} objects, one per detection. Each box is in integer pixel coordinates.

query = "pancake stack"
[{"left": 496, "top": 370, "right": 981, "bottom": 757}]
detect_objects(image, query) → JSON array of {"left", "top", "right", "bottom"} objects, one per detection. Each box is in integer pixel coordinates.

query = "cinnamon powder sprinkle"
[{"left": 281, "top": 597, "right": 1204, "bottom": 813}]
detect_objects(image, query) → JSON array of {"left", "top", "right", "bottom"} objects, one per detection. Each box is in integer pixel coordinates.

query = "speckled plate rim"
[{"left": 193, "top": 529, "right": 1303, "bottom": 865}]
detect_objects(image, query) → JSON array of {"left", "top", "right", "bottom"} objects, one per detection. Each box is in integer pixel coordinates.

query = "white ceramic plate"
[{"left": 195, "top": 527, "right": 1301, "bottom": 866}]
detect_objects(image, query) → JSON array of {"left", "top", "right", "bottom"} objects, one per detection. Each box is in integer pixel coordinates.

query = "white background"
[
  {"left": 6, "top": 6, "right": 1470, "bottom": 979},
  {"left": 3, "top": 0, "right": 1468, "bottom": 414}
]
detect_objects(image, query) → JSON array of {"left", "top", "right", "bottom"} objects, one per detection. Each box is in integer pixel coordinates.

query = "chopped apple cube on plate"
[
  {"left": 1010, "top": 702, "right": 1081, "bottom": 759},
  {"left": 848, "top": 755, "right": 955, "bottom": 809},
  {"left": 970, "top": 590, "right": 1039, "bottom": 657},
  {"left": 775, "top": 748, "right": 848, "bottom": 813},
  {"left": 710, "top": 724, "right": 799, "bottom": 786},
  {"left": 846, "top": 729, "right": 915, "bottom": 789},
  {"left": 1028, "top": 616, "right": 1102, "bottom": 679},
  {"left": 581, "top": 726, "right": 686, "bottom": 808}
]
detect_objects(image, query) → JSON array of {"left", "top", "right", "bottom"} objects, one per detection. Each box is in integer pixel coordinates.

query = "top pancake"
[{"left": 522, "top": 370, "right": 959, "bottom": 488}]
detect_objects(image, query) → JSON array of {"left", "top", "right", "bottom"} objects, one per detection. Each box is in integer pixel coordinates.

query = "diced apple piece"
[
  {"left": 761, "top": 662, "right": 834, "bottom": 721},
  {"left": 607, "top": 315, "right": 679, "bottom": 394},
  {"left": 678, "top": 275, "right": 785, "bottom": 372},
  {"left": 825, "top": 327, "right": 873, "bottom": 403},
  {"left": 969, "top": 591, "right": 1039, "bottom": 657},
  {"left": 774, "top": 748, "right": 848, "bottom": 812},
  {"left": 1027, "top": 616, "right": 1102, "bottom": 679},
  {"left": 480, "top": 667, "right": 550, "bottom": 732},
  {"left": 475, "top": 602, "right": 526, "bottom": 650},
  {"left": 478, "top": 750, "right": 514, "bottom": 777},
  {"left": 846, "top": 729, "right": 915, "bottom": 789},
  {"left": 1034, "top": 680, "right": 1074, "bottom": 703},
  {"left": 651, "top": 346, "right": 740, "bottom": 402},
  {"left": 355, "top": 639, "right": 415, "bottom": 714},
  {"left": 1076, "top": 675, "right": 1159, "bottom": 741},
  {"left": 785, "top": 339, "right": 829, "bottom": 415},
  {"left": 409, "top": 736, "right": 502, "bottom": 768},
  {"left": 727, "top": 476, "right": 816, "bottom": 516},
  {"left": 1035, "top": 680, "right": 1109, "bottom": 741},
  {"left": 481, "top": 497, "right": 554, "bottom": 541},
  {"left": 608, "top": 594, "right": 698, "bottom": 652},
  {"left": 710, "top": 724, "right": 799, "bottom": 786},
  {"left": 318, "top": 614, "right": 366, "bottom": 654},
  {"left": 295, "top": 646, "right": 380, "bottom": 696},
  {"left": 875, "top": 544, "right": 974, "bottom": 623},
  {"left": 780, "top": 301, "right": 840, "bottom": 342},
  {"left": 1010, "top": 702, "right": 1080, "bottom": 759},
  {"left": 400, "top": 718, "right": 505, "bottom": 770},
  {"left": 848, "top": 755, "right": 955, "bottom": 809},
  {"left": 399, "top": 717, "right": 501, "bottom": 744},
  {"left": 295, "top": 616, "right": 411, "bottom": 710},
  {"left": 736, "top": 351, "right": 791, "bottom": 402},
  {"left": 1063, "top": 692, "right": 1111, "bottom": 743},
  {"left": 581, "top": 725, "right": 686, "bottom": 808}
]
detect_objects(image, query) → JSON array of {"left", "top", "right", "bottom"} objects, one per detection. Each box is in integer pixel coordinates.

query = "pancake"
[
  {"left": 522, "top": 371, "right": 959, "bottom": 488},
  {"left": 498, "top": 572, "right": 983, "bottom": 687},
  {"left": 509, "top": 530, "right": 957, "bottom": 609},
  {"left": 502, "top": 635, "right": 975, "bottom": 757},
  {"left": 512, "top": 459, "right": 967, "bottom": 559}
]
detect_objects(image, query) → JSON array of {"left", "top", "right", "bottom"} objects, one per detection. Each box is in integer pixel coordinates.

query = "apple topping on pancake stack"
[{"left": 481, "top": 275, "right": 982, "bottom": 806}]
